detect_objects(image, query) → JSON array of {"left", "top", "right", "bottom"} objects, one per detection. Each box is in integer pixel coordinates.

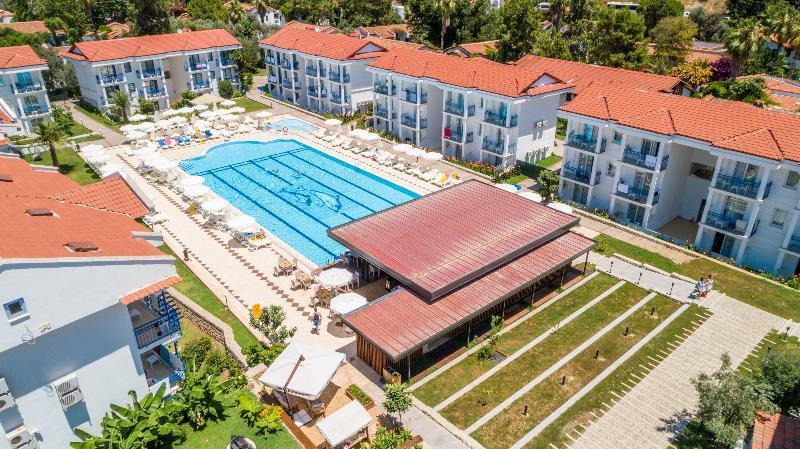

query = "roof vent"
[
  {"left": 0, "top": 173, "right": 11, "bottom": 182},
  {"left": 26, "top": 208, "right": 54, "bottom": 216},
  {"left": 65, "top": 241, "right": 99, "bottom": 252}
]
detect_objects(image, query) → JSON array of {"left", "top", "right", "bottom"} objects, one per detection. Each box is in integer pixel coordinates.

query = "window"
[
  {"left": 128, "top": 83, "right": 136, "bottom": 94},
  {"left": 786, "top": 171, "right": 799, "bottom": 189},
  {"left": 3, "top": 298, "right": 27, "bottom": 322},
  {"left": 613, "top": 132, "right": 622, "bottom": 144},
  {"left": 124, "top": 62, "right": 132, "bottom": 73},
  {"left": 772, "top": 209, "right": 787, "bottom": 228}
]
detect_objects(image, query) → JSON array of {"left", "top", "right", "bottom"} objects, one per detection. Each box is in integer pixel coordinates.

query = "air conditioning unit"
[
  {"left": 536, "top": 120, "right": 549, "bottom": 128},
  {"left": 0, "top": 392, "right": 14, "bottom": 413},
  {"left": 53, "top": 373, "right": 83, "bottom": 410},
  {"left": 6, "top": 426, "right": 35, "bottom": 449}
]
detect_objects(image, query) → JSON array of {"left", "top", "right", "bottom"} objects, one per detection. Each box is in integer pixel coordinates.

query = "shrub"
[
  {"left": 242, "top": 343, "right": 285, "bottom": 367},
  {"left": 238, "top": 393, "right": 283, "bottom": 434},
  {"left": 444, "top": 156, "right": 495, "bottom": 176},
  {"left": 218, "top": 79, "right": 235, "bottom": 98},
  {"left": 347, "top": 384, "right": 373, "bottom": 406},
  {"left": 137, "top": 98, "right": 158, "bottom": 115},
  {"left": 181, "top": 336, "right": 213, "bottom": 366},
  {"left": 364, "top": 428, "right": 421, "bottom": 449},
  {"left": 203, "top": 348, "right": 230, "bottom": 375}
]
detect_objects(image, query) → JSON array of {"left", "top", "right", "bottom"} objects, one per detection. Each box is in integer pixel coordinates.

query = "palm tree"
[
  {"left": 724, "top": 19, "right": 763, "bottom": 80},
  {"left": 110, "top": 91, "right": 131, "bottom": 123},
  {"left": 765, "top": 3, "right": 800, "bottom": 79},
  {"left": 35, "top": 120, "right": 65, "bottom": 168},
  {"left": 432, "top": 0, "right": 457, "bottom": 50}
]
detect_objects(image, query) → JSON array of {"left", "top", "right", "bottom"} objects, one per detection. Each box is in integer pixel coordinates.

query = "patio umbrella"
[
  {"left": 494, "top": 183, "right": 519, "bottom": 193},
  {"left": 258, "top": 342, "right": 345, "bottom": 401},
  {"left": 547, "top": 202, "right": 574, "bottom": 215},
  {"left": 350, "top": 129, "right": 367, "bottom": 139},
  {"left": 193, "top": 104, "right": 209, "bottom": 111},
  {"left": 221, "top": 114, "right": 238, "bottom": 122},
  {"left": 179, "top": 175, "right": 204, "bottom": 188},
  {"left": 199, "top": 110, "right": 217, "bottom": 119},
  {"left": 392, "top": 143, "right": 412, "bottom": 153},
  {"left": 134, "top": 147, "right": 157, "bottom": 158},
  {"left": 177, "top": 106, "right": 194, "bottom": 115},
  {"left": 422, "top": 151, "right": 443, "bottom": 162},
  {"left": 153, "top": 159, "right": 179, "bottom": 172},
  {"left": 190, "top": 92, "right": 225, "bottom": 106},
  {"left": 140, "top": 154, "right": 166, "bottom": 167},
  {"left": 255, "top": 111, "right": 273, "bottom": 119},
  {"left": 80, "top": 143, "right": 104, "bottom": 153},
  {"left": 85, "top": 153, "right": 110, "bottom": 165},
  {"left": 323, "top": 118, "right": 343, "bottom": 127},
  {"left": 156, "top": 120, "right": 172, "bottom": 130},
  {"left": 220, "top": 99, "right": 236, "bottom": 107},
  {"left": 183, "top": 184, "right": 210, "bottom": 198},
  {"left": 201, "top": 198, "right": 228, "bottom": 214},
  {"left": 138, "top": 122, "right": 157, "bottom": 133},
  {"left": 125, "top": 130, "right": 147, "bottom": 140},
  {"left": 99, "top": 163, "right": 124, "bottom": 178},
  {"left": 228, "top": 106, "right": 245, "bottom": 114},
  {"left": 518, "top": 190, "right": 543, "bottom": 203},
  {"left": 193, "top": 119, "right": 211, "bottom": 129},
  {"left": 129, "top": 114, "right": 149, "bottom": 122},
  {"left": 119, "top": 124, "right": 138, "bottom": 133},
  {"left": 226, "top": 214, "right": 257, "bottom": 231},
  {"left": 317, "top": 267, "right": 355, "bottom": 289},
  {"left": 161, "top": 109, "right": 179, "bottom": 117},
  {"left": 242, "top": 116, "right": 254, "bottom": 125},
  {"left": 330, "top": 292, "right": 367, "bottom": 315},
  {"left": 170, "top": 116, "right": 188, "bottom": 125},
  {"left": 361, "top": 132, "right": 380, "bottom": 142}
]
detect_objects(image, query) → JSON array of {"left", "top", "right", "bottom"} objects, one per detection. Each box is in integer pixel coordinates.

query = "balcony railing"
[
  {"left": 375, "top": 108, "right": 394, "bottom": 120},
  {"left": 137, "top": 68, "right": 163, "bottom": 79},
  {"left": 401, "top": 90, "right": 428, "bottom": 104},
  {"left": 282, "top": 79, "right": 294, "bottom": 89},
  {"left": 134, "top": 307, "right": 181, "bottom": 349},
  {"left": 622, "top": 148, "right": 669, "bottom": 170},
  {"left": 22, "top": 106, "right": 48, "bottom": 117},
  {"left": 401, "top": 113, "right": 416, "bottom": 128},
  {"left": 329, "top": 72, "right": 350, "bottom": 83},
  {"left": 96, "top": 73, "right": 124, "bottom": 85},
  {"left": 484, "top": 111, "right": 518, "bottom": 127},
  {"left": 374, "top": 82, "right": 396, "bottom": 96},
  {"left": 704, "top": 211, "right": 749, "bottom": 236},
  {"left": 189, "top": 80, "right": 210, "bottom": 90},
  {"left": 281, "top": 60, "right": 299, "bottom": 70},
  {"left": 266, "top": 55, "right": 276, "bottom": 64},
  {"left": 187, "top": 61, "right": 208, "bottom": 71},
  {"left": 482, "top": 137, "right": 506, "bottom": 155},
  {"left": 444, "top": 101, "right": 464, "bottom": 116},
  {"left": 713, "top": 174, "right": 761, "bottom": 199},
  {"left": 308, "top": 87, "right": 327, "bottom": 98},
  {"left": 306, "top": 66, "right": 320, "bottom": 77},
  {"left": 14, "top": 82, "right": 44, "bottom": 94},
  {"left": 219, "top": 58, "right": 233, "bottom": 67},
  {"left": 140, "top": 87, "right": 166, "bottom": 99},
  {"left": 562, "top": 165, "right": 595, "bottom": 185},
  {"left": 330, "top": 93, "right": 350, "bottom": 104},
  {"left": 444, "top": 128, "right": 463, "bottom": 142},
  {"left": 786, "top": 235, "right": 800, "bottom": 253},
  {"left": 566, "top": 135, "right": 607, "bottom": 153},
  {"left": 615, "top": 184, "right": 658, "bottom": 204},
  {"left": 268, "top": 75, "right": 278, "bottom": 84}
]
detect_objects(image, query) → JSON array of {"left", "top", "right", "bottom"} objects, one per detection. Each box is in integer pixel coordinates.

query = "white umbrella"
[
  {"left": 125, "top": 130, "right": 147, "bottom": 140},
  {"left": 350, "top": 129, "right": 367, "bottom": 139},
  {"left": 99, "top": 164, "right": 124, "bottom": 177},
  {"left": 134, "top": 147, "right": 157, "bottom": 158},
  {"left": 201, "top": 198, "right": 228, "bottom": 213},
  {"left": 138, "top": 122, "right": 157, "bottom": 133},
  {"left": 405, "top": 147, "right": 425, "bottom": 158},
  {"left": 193, "top": 119, "right": 211, "bottom": 129},
  {"left": 183, "top": 184, "right": 210, "bottom": 198},
  {"left": 177, "top": 106, "right": 194, "bottom": 115},
  {"left": 361, "top": 132, "right": 380, "bottom": 142},
  {"left": 82, "top": 148, "right": 105, "bottom": 158},
  {"left": 193, "top": 104, "right": 209, "bottom": 111},
  {"left": 180, "top": 175, "right": 205, "bottom": 188},
  {"left": 324, "top": 118, "right": 343, "bottom": 126},
  {"left": 547, "top": 202, "right": 574, "bottom": 215},
  {"left": 242, "top": 116, "right": 254, "bottom": 124},
  {"left": 170, "top": 116, "right": 188, "bottom": 124},
  {"left": 161, "top": 109, "right": 179, "bottom": 116},
  {"left": 140, "top": 155, "right": 166, "bottom": 167},
  {"left": 330, "top": 292, "right": 367, "bottom": 315},
  {"left": 86, "top": 153, "right": 110, "bottom": 165},
  {"left": 226, "top": 214, "right": 257, "bottom": 231},
  {"left": 228, "top": 106, "right": 245, "bottom": 114},
  {"left": 199, "top": 110, "right": 217, "bottom": 119},
  {"left": 221, "top": 99, "right": 236, "bottom": 107},
  {"left": 153, "top": 159, "right": 179, "bottom": 172},
  {"left": 156, "top": 119, "right": 172, "bottom": 129},
  {"left": 255, "top": 111, "right": 273, "bottom": 118},
  {"left": 392, "top": 143, "right": 412, "bottom": 153},
  {"left": 81, "top": 143, "right": 104, "bottom": 153},
  {"left": 119, "top": 124, "right": 138, "bottom": 133},
  {"left": 494, "top": 183, "right": 519, "bottom": 193},
  {"left": 129, "top": 114, "right": 149, "bottom": 122},
  {"left": 422, "top": 151, "right": 443, "bottom": 162},
  {"left": 317, "top": 267, "right": 355, "bottom": 289},
  {"left": 518, "top": 190, "right": 543, "bottom": 203},
  {"left": 221, "top": 114, "right": 238, "bottom": 122}
]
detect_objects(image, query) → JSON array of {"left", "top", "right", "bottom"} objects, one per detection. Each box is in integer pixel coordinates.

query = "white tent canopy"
[
  {"left": 179, "top": 175, "right": 204, "bottom": 188},
  {"left": 221, "top": 99, "right": 237, "bottom": 107},
  {"left": 258, "top": 343, "right": 345, "bottom": 400},
  {"left": 323, "top": 118, "right": 342, "bottom": 126},
  {"left": 316, "top": 401, "right": 371, "bottom": 447},
  {"left": 330, "top": 292, "right": 367, "bottom": 315},
  {"left": 80, "top": 144, "right": 104, "bottom": 153},
  {"left": 226, "top": 214, "right": 256, "bottom": 231}
]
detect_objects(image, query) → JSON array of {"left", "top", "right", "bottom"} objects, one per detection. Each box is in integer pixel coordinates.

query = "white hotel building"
[
  {"left": 0, "top": 156, "right": 183, "bottom": 449},
  {"left": 259, "top": 26, "right": 387, "bottom": 116},
  {"left": 64, "top": 29, "right": 241, "bottom": 113},
  {"left": 0, "top": 45, "right": 51, "bottom": 136},
  {"left": 557, "top": 84, "right": 800, "bottom": 277}
]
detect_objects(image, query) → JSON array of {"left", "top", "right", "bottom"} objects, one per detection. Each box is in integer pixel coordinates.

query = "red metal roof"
[
  {"left": 559, "top": 83, "right": 800, "bottom": 163},
  {"left": 64, "top": 29, "right": 240, "bottom": 62},
  {"left": 0, "top": 45, "right": 47, "bottom": 69},
  {"left": 752, "top": 412, "right": 800, "bottom": 449},
  {"left": 343, "top": 231, "right": 595, "bottom": 359},
  {"left": 260, "top": 26, "right": 388, "bottom": 61},
  {"left": 513, "top": 55, "right": 681, "bottom": 95},
  {"left": 329, "top": 180, "right": 579, "bottom": 301},
  {"left": 367, "top": 48, "right": 571, "bottom": 98}
]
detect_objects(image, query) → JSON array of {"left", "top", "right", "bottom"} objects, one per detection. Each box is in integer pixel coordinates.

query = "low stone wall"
[{"left": 168, "top": 287, "right": 248, "bottom": 368}]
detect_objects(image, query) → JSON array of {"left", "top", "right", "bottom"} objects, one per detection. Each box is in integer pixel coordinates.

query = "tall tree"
[
  {"left": 549, "top": 0, "right": 565, "bottom": 31},
  {"left": 132, "top": 0, "right": 171, "bottom": 35},
  {"left": 39, "top": 0, "right": 90, "bottom": 43},
  {"left": 494, "top": 0, "right": 541, "bottom": 62},
  {"left": 650, "top": 17, "right": 697, "bottom": 71},
  {"left": 724, "top": 18, "right": 763, "bottom": 80},
  {"left": 535, "top": 31, "right": 572, "bottom": 60},
  {"left": 404, "top": 0, "right": 496, "bottom": 48},
  {"left": 726, "top": 0, "right": 765, "bottom": 19},
  {"left": 35, "top": 120, "right": 66, "bottom": 168},
  {"left": 563, "top": 0, "right": 597, "bottom": 61},
  {"left": 110, "top": 91, "right": 131, "bottom": 123},
  {"left": 586, "top": 8, "right": 648, "bottom": 69},
  {"left": 764, "top": 2, "right": 800, "bottom": 78},
  {"left": 188, "top": 0, "right": 228, "bottom": 22},
  {"left": 432, "top": 0, "right": 457, "bottom": 49},
  {"left": 637, "top": 0, "right": 683, "bottom": 31}
]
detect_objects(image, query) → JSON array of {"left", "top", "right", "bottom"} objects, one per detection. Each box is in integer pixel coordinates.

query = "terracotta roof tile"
[
  {"left": 53, "top": 174, "right": 150, "bottom": 218},
  {"left": 446, "top": 40, "right": 497, "bottom": 57},
  {"left": 0, "top": 21, "right": 51, "bottom": 35},
  {"left": 362, "top": 37, "right": 425, "bottom": 51},
  {"left": 353, "top": 24, "right": 411, "bottom": 39},
  {"left": 119, "top": 275, "right": 182, "bottom": 304},
  {"left": 0, "top": 156, "right": 79, "bottom": 196},
  {"left": 261, "top": 26, "right": 388, "bottom": 61},
  {"left": 752, "top": 412, "right": 800, "bottom": 449},
  {"left": 560, "top": 83, "right": 800, "bottom": 163},
  {"left": 64, "top": 29, "right": 239, "bottom": 62},
  {"left": 514, "top": 55, "right": 681, "bottom": 95},
  {"left": 367, "top": 48, "right": 571, "bottom": 98},
  {"left": 0, "top": 45, "right": 46, "bottom": 69}
]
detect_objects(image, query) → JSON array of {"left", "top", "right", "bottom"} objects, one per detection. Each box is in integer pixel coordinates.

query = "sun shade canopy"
[{"left": 258, "top": 343, "right": 345, "bottom": 400}]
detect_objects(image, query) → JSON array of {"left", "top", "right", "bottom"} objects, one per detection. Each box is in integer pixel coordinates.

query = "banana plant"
[{"left": 172, "top": 363, "right": 237, "bottom": 429}]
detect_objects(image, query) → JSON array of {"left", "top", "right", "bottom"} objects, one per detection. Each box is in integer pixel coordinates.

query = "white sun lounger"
[{"left": 421, "top": 169, "right": 441, "bottom": 182}]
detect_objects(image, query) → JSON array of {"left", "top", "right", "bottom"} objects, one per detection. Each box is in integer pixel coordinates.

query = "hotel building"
[{"left": 0, "top": 46, "right": 51, "bottom": 135}]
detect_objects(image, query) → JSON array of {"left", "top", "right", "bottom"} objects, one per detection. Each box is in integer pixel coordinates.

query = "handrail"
[{"left": 133, "top": 307, "right": 181, "bottom": 349}]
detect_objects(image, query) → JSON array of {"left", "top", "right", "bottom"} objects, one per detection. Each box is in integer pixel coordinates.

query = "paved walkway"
[
  {"left": 60, "top": 100, "right": 128, "bottom": 147},
  {"left": 566, "top": 291, "right": 786, "bottom": 449},
  {"left": 588, "top": 252, "right": 696, "bottom": 302},
  {"left": 576, "top": 216, "right": 696, "bottom": 264}
]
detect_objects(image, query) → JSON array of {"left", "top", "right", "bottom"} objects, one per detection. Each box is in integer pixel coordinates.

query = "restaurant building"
[{"left": 329, "top": 180, "right": 595, "bottom": 378}]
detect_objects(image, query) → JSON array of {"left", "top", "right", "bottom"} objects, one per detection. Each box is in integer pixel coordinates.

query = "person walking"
[
  {"left": 312, "top": 309, "right": 321, "bottom": 335},
  {"left": 703, "top": 274, "right": 714, "bottom": 297},
  {"left": 693, "top": 277, "right": 705, "bottom": 298}
]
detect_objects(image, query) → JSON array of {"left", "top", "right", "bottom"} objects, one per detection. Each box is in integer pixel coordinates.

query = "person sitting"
[{"left": 693, "top": 277, "right": 705, "bottom": 298}]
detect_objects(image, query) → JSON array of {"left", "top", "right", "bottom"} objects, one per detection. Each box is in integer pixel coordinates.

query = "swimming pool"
[
  {"left": 180, "top": 140, "right": 419, "bottom": 266},
  {"left": 268, "top": 118, "right": 319, "bottom": 133}
]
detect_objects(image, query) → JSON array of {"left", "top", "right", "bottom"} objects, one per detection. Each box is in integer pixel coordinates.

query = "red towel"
[{"left": 444, "top": 128, "right": 451, "bottom": 138}]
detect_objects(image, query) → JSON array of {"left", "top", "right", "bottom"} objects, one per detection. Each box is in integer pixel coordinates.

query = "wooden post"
[
  {"left": 501, "top": 297, "right": 507, "bottom": 318},
  {"left": 583, "top": 252, "right": 589, "bottom": 274},
  {"left": 560, "top": 265, "right": 566, "bottom": 287},
  {"left": 466, "top": 321, "right": 472, "bottom": 344},
  {"left": 406, "top": 355, "right": 411, "bottom": 381}
]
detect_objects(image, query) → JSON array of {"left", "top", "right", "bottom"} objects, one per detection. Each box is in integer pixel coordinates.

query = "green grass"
[
  {"left": 23, "top": 146, "right": 100, "bottom": 185},
  {"left": 535, "top": 154, "right": 562, "bottom": 170},
  {"left": 594, "top": 234, "right": 800, "bottom": 322},
  {"left": 159, "top": 245, "right": 260, "bottom": 349},
  {"left": 255, "top": 67, "right": 267, "bottom": 76},
  {"left": 234, "top": 97, "right": 269, "bottom": 112},
  {"left": 174, "top": 404, "right": 300, "bottom": 449},
  {"left": 413, "top": 274, "right": 620, "bottom": 406},
  {"left": 739, "top": 330, "right": 800, "bottom": 375},
  {"left": 473, "top": 295, "right": 681, "bottom": 449},
  {"left": 523, "top": 305, "right": 709, "bottom": 449},
  {"left": 74, "top": 103, "right": 124, "bottom": 131},
  {"left": 440, "top": 283, "right": 648, "bottom": 429}
]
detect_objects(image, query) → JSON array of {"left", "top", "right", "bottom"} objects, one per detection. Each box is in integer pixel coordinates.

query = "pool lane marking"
[{"left": 191, "top": 147, "right": 307, "bottom": 176}]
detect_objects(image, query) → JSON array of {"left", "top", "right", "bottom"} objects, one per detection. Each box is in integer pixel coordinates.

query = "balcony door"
[
  {"left": 572, "top": 185, "right": 589, "bottom": 205},
  {"left": 732, "top": 161, "right": 758, "bottom": 182},
  {"left": 626, "top": 203, "right": 646, "bottom": 226},
  {"left": 583, "top": 124, "right": 595, "bottom": 140},
  {"left": 641, "top": 139, "right": 660, "bottom": 156},
  {"left": 143, "top": 60, "right": 155, "bottom": 72},
  {"left": 577, "top": 153, "right": 593, "bottom": 171},
  {"left": 711, "top": 232, "right": 735, "bottom": 258},
  {"left": 633, "top": 171, "right": 652, "bottom": 193},
  {"left": 722, "top": 196, "right": 746, "bottom": 221},
  {"left": 16, "top": 72, "right": 32, "bottom": 86}
]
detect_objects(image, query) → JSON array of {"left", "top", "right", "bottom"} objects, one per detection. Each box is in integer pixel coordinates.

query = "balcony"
[
  {"left": 622, "top": 148, "right": 669, "bottom": 171},
  {"left": 21, "top": 105, "right": 49, "bottom": 117},
  {"left": 308, "top": 86, "right": 327, "bottom": 98},
  {"left": 268, "top": 75, "right": 278, "bottom": 84},
  {"left": 566, "top": 135, "right": 606, "bottom": 153},
  {"left": 375, "top": 108, "right": 395, "bottom": 120},
  {"left": 131, "top": 298, "right": 181, "bottom": 350},
  {"left": 401, "top": 90, "right": 427, "bottom": 104},
  {"left": 141, "top": 87, "right": 166, "bottom": 99},
  {"left": 444, "top": 101, "right": 464, "bottom": 116},
  {"left": 96, "top": 73, "right": 124, "bottom": 85},
  {"left": 615, "top": 184, "right": 657, "bottom": 204},
  {"left": 374, "top": 82, "right": 396, "bottom": 96},
  {"left": 786, "top": 235, "right": 800, "bottom": 254},
  {"left": 329, "top": 72, "right": 350, "bottom": 83},
  {"left": 444, "top": 128, "right": 463, "bottom": 142},
  {"left": 562, "top": 165, "right": 597, "bottom": 185},
  {"left": 330, "top": 93, "right": 350, "bottom": 104},
  {"left": 482, "top": 137, "right": 506, "bottom": 155},
  {"left": 280, "top": 60, "right": 299, "bottom": 70},
  {"left": 137, "top": 68, "right": 163, "bottom": 79},
  {"left": 484, "top": 111, "right": 518, "bottom": 128},
  {"left": 187, "top": 61, "right": 208, "bottom": 71},
  {"left": 713, "top": 174, "right": 761, "bottom": 199},
  {"left": 704, "top": 211, "right": 749, "bottom": 236},
  {"left": 282, "top": 79, "right": 295, "bottom": 89},
  {"left": 189, "top": 79, "right": 211, "bottom": 91},
  {"left": 266, "top": 55, "right": 276, "bottom": 64},
  {"left": 219, "top": 58, "right": 234, "bottom": 67},
  {"left": 143, "top": 349, "right": 185, "bottom": 396}
]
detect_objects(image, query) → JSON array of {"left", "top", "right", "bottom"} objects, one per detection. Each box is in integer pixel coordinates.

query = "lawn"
[
  {"left": 523, "top": 305, "right": 709, "bottom": 449},
  {"left": 174, "top": 405, "right": 300, "bottom": 449},
  {"left": 472, "top": 295, "right": 681, "bottom": 449},
  {"left": 594, "top": 234, "right": 800, "bottom": 322},
  {"left": 439, "top": 282, "right": 649, "bottom": 429},
  {"left": 75, "top": 102, "right": 124, "bottom": 132},
  {"left": 413, "top": 274, "right": 620, "bottom": 406},
  {"left": 159, "top": 245, "right": 260, "bottom": 349},
  {"left": 502, "top": 157, "right": 562, "bottom": 184},
  {"left": 23, "top": 146, "right": 100, "bottom": 185},
  {"left": 234, "top": 96, "right": 270, "bottom": 112}
]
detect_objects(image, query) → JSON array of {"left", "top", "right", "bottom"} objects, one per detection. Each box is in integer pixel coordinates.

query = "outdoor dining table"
[{"left": 295, "top": 272, "right": 313, "bottom": 289}]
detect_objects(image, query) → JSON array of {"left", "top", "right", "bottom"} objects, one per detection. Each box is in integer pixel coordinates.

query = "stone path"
[
  {"left": 589, "top": 252, "right": 696, "bottom": 302},
  {"left": 61, "top": 100, "right": 128, "bottom": 147},
  {"left": 566, "top": 291, "right": 785, "bottom": 449}
]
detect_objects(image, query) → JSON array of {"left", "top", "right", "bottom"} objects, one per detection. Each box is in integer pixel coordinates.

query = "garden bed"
[{"left": 346, "top": 384, "right": 375, "bottom": 408}]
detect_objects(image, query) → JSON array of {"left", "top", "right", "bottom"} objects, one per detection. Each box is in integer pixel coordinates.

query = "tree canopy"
[
  {"left": 586, "top": 8, "right": 648, "bottom": 69},
  {"left": 650, "top": 16, "right": 697, "bottom": 71},
  {"left": 637, "top": 0, "right": 683, "bottom": 31},
  {"left": 493, "top": 0, "right": 542, "bottom": 62}
]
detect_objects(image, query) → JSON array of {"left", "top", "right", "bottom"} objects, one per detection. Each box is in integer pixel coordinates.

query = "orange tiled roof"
[
  {"left": 363, "top": 36, "right": 425, "bottom": 51},
  {"left": 752, "top": 412, "right": 800, "bottom": 449},
  {"left": 0, "top": 20, "right": 51, "bottom": 34},
  {"left": 560, "top": 83, "right": 800, "bottom": 163},
  {"left": 53, "top": 175, "right": 150, "bottom": 218},
  {"left": 514, "top": 55, "right": 682, "bottom": 95},
  {"left": 0, "top": 156, "right": 79, "bottom": 197},
  {"left": 447, "top": 40, "right": 497, "bottom": 57},
  {"left": 739, "top": 74, "right": 800, "bottom": 113},
  {"left": 280, "top": 20, "right": 338, "bottom": 34},
  {"left": 64, "top": 29, "right": 239, "bottom": 62},
  {"left": 0, "top": 45, "right": 46, "bottom": 69},
  {"left": 353, "top": 24, "right": 411, "bottom": 39},
  {"left": 646, "top": 43, "right": 726, "bottom": 63},
  {"left": 367, "top": 47, "right": 571, "bottom": 98},
  {"left": 261, "top": 26, "right": 388, "bottom": 61},
  {"left": 119, "top": 275, "right": 182, "bottom": 304}
]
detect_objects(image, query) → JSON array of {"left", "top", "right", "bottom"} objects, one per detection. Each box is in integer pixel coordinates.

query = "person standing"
[
  {"left": 312, "top": 309, "right": 321, "bottom": 335},
  {"left": 693, "top": 277, "right": 705, "bottom": 298},
  {"left": 703, "top": 274, "right": 714, "bottom": 297}
]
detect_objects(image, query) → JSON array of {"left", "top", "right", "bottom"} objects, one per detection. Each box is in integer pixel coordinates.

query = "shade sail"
[
  {"left": 258, "top": 342, "right": 345, "bottom": 400},
  {"left": 316, "top": 401, "right": 371, "bottom": 447}
]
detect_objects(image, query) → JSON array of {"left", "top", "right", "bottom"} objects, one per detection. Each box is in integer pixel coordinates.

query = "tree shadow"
[{"left": 657, "top": 408, "right": 693, "bottom": 441}]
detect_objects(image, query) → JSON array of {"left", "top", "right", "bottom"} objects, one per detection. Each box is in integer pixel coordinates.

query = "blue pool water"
[
  {"left": 180, "top": 140, "right": 419, "bottom": 265},
  {"left": 268, "top": 118, "right": 319, "bottom": 133}
]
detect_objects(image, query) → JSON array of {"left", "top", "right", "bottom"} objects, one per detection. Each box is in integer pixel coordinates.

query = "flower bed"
[
  {"left": 346, "top": 384, "right": 374, "bottom": 408},
  {"left": 444, "top": 156, "right": 495, "bottom": 176}
]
